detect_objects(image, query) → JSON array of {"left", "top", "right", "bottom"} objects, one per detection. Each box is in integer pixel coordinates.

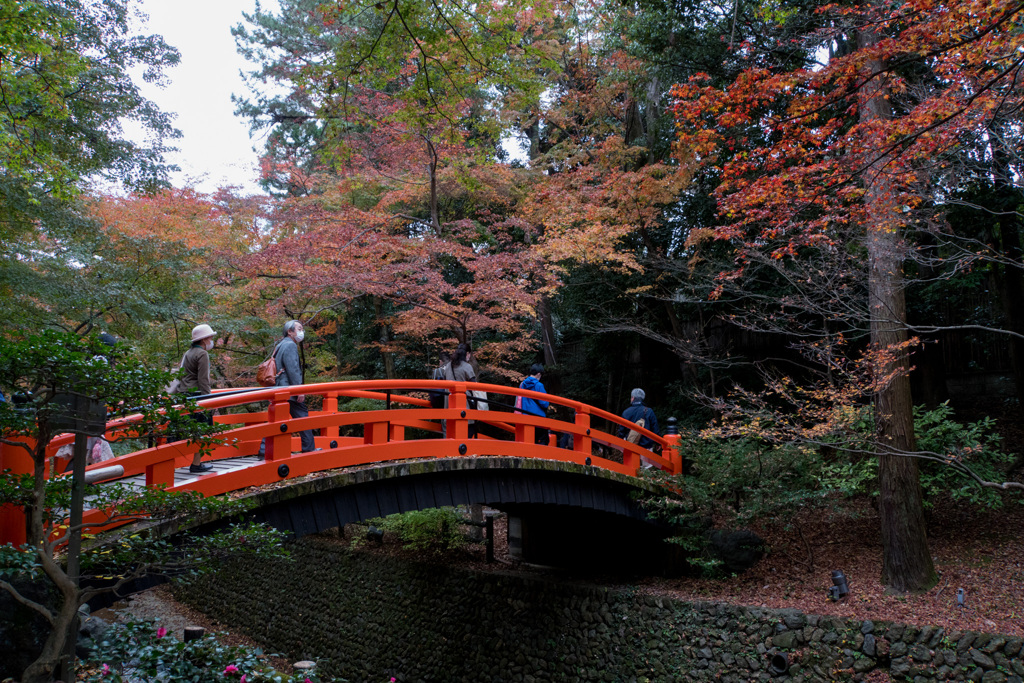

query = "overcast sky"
[{"left": 130, "top": 0, "right": 279, "bottom": 195}]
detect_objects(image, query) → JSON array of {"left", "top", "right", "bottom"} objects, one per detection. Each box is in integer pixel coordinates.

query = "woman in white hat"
[{"left": 177, "top": 323, "right": 217, "bottom": 473}]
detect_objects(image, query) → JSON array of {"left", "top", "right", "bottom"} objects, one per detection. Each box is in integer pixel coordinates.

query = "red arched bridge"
[{"left": 1, "top": 381, "right": 682, "bottom": 564}]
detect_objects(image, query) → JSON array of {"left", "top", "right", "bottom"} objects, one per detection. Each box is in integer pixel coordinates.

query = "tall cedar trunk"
[
  {"left": 427, "top": 138, "right": 440, "bottom": 234},
  {"left": 989, "top": 133, "right": 1024, "bottom": 471},
  {"left": 373, "top": 296, "right": 396, "bottom": 380},
  {"left": 538, "top": 296, "right": 557, "bottom": 367},
  {"left": 526, "top": 121, "right": 540, "bottom": 159},
  {"left": 527, "top": 123, "right": 556, "bottom": 369},
  {"left": 908, "top": 233, "right": 948, "bottom": 408},
  {"left": 859, "top": 29, "right": 937, "bottom": 593}
]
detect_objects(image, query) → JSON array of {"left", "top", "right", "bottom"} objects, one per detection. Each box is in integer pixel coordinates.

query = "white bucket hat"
[{"left": 191, "top": 323, "right": 216, "bottom": 342}]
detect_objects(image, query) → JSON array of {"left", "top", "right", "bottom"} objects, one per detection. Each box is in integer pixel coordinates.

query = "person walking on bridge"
[
  {"left": 175, "top": 323, "right": 217, "bottom": 473},
  {"left": 617, "top": 388, "right": 660, "bottom": 467},
  {"left": 517, "top": 363, "right": 550, "bottom": 446},
  {"left": 260, "top": 320, "right": 317, "bottom": 455},
  {"left": 444, "top": 343, "right": 478, "bottom": 437}
]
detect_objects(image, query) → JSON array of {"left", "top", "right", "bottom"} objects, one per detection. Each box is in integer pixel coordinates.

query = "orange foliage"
[
  {"left": 673, "top": 0, "right": 1024, "bottom": 276},
  {"left": 86, "top": 188, "right": 269, "bottom": 256}
]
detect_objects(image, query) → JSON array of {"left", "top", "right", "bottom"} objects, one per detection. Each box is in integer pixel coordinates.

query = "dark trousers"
[
  {"left": 170, "top": 392, "right": 212, "bottom": 444},
  {"left": 259, "top": 398, "right": 315, "bottom": 455},
  {"left": 289, "top": 398, "right": 316, "bottom": 452}
]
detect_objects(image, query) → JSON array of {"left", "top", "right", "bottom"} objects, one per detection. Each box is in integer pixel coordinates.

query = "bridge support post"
[
  {"left": 622, "top": 447, "right": 641, "bottom": 473},
  {"left": 515, "top": 422, "right": 535, "bottom": 446},
  {"left": 662, "top": 417, "right": 682, "bottom": 475},
  {"left": 324, "top": 391, "right": 341, "bottom": 437},
  {"left": 573, "top": 407, "right": 592, "bottom": 457},
  {"left": 507, "top": 515, "right": 524, "bottom": 560},
  {"left": 448, "top": 384, "right": 469, "bottom": 442},
  {"left": 364, "top": 421, "right": 388, "bottom": 444},
  {"left": 145, "top": 458, "right": 176, "bottom": 488},
  {"left": 0, "top": 437, "right": 33, "bottom": 547},
  {"left": 389, "top": 423, "right": 404, "bottom": 442},
  {"left": 266, "top": 391, "right": 293, "bottom": 461}
]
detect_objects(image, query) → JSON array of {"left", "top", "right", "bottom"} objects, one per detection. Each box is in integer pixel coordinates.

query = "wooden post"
[
  {"left": 573, "top": 407, "right": 592, "bottom": 458},
  {"left": 449, "top": 384, "right": 469, "bottom": 441},
  {"left": 145, "top": 458, "right": 176, "bottom": 488},
  {"left": 324, "top": 391, "right": 341, "bottom": 437},
  {"left": 363, "top": 421, "right": 388, "bottom": 445},
  {"left": 0, "top": 437, "right": 33, "bottom": 547},
  {"left": 661, "top": 417, "right": 682, "bottom": 475},
  {"left": 266, "top": 391, "right": 293, "bottom": 461}
]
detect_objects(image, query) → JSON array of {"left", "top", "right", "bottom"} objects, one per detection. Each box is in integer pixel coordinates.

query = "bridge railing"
[
  {"left": 0, "top": 380, "right": 681, "bottom": 544},
  {"left": 21, "top": 381, "right": 679, "bottom": 479}
]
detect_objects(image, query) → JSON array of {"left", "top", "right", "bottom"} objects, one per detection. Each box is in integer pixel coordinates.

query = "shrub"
[
  {"left": 85, "top": 620, "right": 318, "bottom": 682},
  {"left": 913, "top": 402, "right": 1016, "bottom": 508},
  {"left": 369, "top": 507, "right": 468, "bottom": 552},
  {"left": 819, "top": 402, "right": 1016, "bottom": 508},
  {"left": 644, "top": 435, "right": 831, "bottom": 524}
]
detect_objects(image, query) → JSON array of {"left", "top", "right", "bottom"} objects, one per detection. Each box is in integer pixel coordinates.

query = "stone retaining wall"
[{"left": 175, "top": 538, "right": 1024, "bottom": 682}]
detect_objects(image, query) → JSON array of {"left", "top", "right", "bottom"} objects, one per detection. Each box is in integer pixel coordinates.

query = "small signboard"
[{"left": 49, "top": 391, "right": 107, "bottom": 436}]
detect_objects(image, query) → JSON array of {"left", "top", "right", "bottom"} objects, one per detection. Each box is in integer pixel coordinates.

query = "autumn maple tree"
[
  {"left": 226, "top": 0, "right": 582, "bottom": 375},
  {"left": 672, "top": 0, "right": 1024, "bottom": 591}
]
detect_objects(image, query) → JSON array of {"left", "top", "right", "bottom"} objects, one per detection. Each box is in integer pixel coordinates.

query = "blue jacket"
[
  {"left": 518, "top": 375, "right": 549, "bottom": 417},
  {"left": 617, "top": 401, "right": 659, "bottom": 448}
]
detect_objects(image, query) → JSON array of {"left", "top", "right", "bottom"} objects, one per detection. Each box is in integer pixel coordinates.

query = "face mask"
[{"left": 295, "top": 329, "right": 305, "bottom": 342}]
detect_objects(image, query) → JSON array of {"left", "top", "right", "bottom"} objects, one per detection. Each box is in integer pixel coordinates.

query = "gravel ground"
[
  {"left": 93, "top": 584, "right": 295, "bottom": 672},
  {"left": 95, "top": 587, "right": 194, "bottom": 636}
]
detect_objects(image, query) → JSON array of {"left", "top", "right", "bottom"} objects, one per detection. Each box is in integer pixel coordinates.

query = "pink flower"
[
  {"left": 102, "top": 663, "right": 110, "bottom": 674},
  {"left": 240, "top": 676, "right": 247, "bottom": 683},
  {"left": 224, "top": 664, "right": 240, "bottom": 675},
  {"left": 391, "top": 678, "right": 397, "bottom": 682},
  {"left": 156, "top": 626, "right": 167, "bottom": 639}
]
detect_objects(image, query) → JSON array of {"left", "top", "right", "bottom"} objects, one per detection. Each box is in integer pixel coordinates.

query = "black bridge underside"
[{"left": 245, "top": 456, "right": 659, "bottom": 538}]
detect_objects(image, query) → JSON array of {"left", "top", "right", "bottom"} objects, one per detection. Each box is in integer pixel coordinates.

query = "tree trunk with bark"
[
  {"left": 20, "top": 442, "right": 82, "bottom": 683},
  {"left": 859, "top": 28, "right": 937, "bottom": 593},
  {"left": 373, "top": 296, "right": 396, "bottom": 380},
  {"left": 426, "top": 138, "right": 440, "bottom": 235},
  {"left": 989, "top": 132, "right": 1024, "bottom": 472},
  {"left": 538, "top": 296, "right": 557, "bottom": 367}
]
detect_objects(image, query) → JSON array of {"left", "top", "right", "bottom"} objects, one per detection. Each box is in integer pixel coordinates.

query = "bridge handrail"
[
  {"left": 1, "top": 380, "right": 683, "bottom": 546},
  {"left": 42, "top": 380, "right": 663, "bottom": 444},
  {"left": 195, "top": 380, "right": 668, "bottom": 448},
  {"left": 36, "top": 380, "right": 675, "bottom": 483}
]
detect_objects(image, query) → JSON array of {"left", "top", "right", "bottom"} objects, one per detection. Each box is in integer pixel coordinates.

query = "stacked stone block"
[{"left": 175, "top": 538, "right": 1023, "bottom": 682}]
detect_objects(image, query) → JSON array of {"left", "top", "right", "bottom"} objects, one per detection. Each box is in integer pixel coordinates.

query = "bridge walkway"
[{"left": 0, "top": 380, "right": 681, "bottom": 546}]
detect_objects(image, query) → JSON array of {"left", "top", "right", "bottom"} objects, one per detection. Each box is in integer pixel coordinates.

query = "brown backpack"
[
  {"left": 625, "top": 408, "right": 650, "bottom": 444},
  {"left": 255, "top": 343, "right": 282, "bottom": 387}
]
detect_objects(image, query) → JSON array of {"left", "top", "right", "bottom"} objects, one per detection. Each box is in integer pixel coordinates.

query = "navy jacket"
[{"left": 617, "top": 401, "right": 659, "bottom": 448}]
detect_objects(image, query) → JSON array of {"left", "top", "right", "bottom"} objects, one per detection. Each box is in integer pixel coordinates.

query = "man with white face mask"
[{"left": 267, "top": 319, "right": 316, "bottom": 453}]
